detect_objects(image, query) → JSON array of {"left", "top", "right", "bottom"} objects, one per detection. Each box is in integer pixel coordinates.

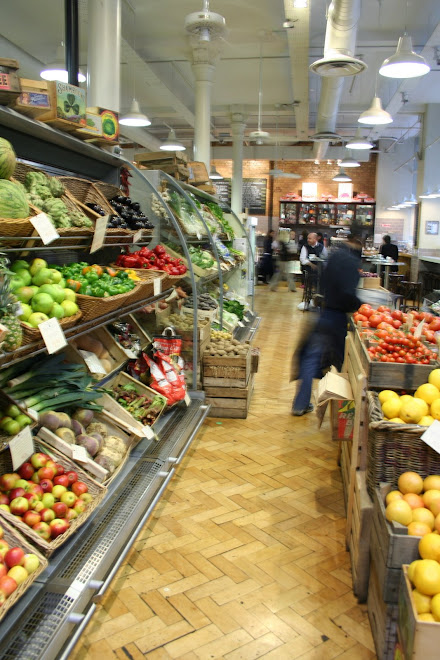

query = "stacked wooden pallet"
[
  {"left": 203, "top": 349, "right": 254, "bottom": 419},
  {"left": 134, "top": 151, "right": 189, "bottom": 181}
]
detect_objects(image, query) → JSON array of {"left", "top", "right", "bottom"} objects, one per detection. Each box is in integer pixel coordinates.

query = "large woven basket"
[
  {"left": 159, "top": 271, "right": 186, "bottom": 290},
  {"left": 109, "top": 265, "right": 165, "bottom": 303},
  {"left": 0, "top": 517, "right": 48, "bottom": 622},
  {"left": 94, "top": 181, "right": 121, "bottom": 202},
  {"left": 56, "top": 176, "right": 115, "bottom": 216},
  {"left": 366, "top": 391, "right": 440, "bottom": 496},
  {"left": 0, "top": 438, "right": 107, "bottom": 556},
  {"left": 76, "top": 284, "right": 140, "bottom": 321},
  {"left": 20, "top": 310, "right": 83, "bottom": 346}
]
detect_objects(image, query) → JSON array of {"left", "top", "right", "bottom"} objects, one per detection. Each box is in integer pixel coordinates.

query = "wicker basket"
[
  {"left": 160, "top": 272, "right": 186, "bottom": 290},
  {"left": 56, "top": 176, "right": 115, "bottom": 216},
  {"left": 76, "top": 284, "right": 140, "bottom": 321},
  {"left": 0, "top": 439, "right": 107, "bottom": 556},
  {"left": 94, "top": 181, "right": 121, "bottom": 202},
  {"left": 20, "top": 311, "right": 83, "bottom": 346},
  {"left": 366, "top": 391, "right": 440, "bottom": 496},
  {"left": 109, "top": 266, "right": 165, "bottom": 303},
  {"left": 0, "top": 517, "right": 48, "bottom": 622}
]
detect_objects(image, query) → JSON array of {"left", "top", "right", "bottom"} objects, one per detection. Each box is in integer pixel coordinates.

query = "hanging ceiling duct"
[{"left": 311, "top": 0, "right": 365, "bottom": 159}]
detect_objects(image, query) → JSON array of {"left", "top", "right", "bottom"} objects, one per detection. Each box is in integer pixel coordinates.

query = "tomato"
[
  {"left": 391, "top": 310, "right": 403, "bottom": 321},
  {"left": 359, "top": 304, "right": 373, "bottom": 318},
  {"left": 392, "top": 319, "right": 402, "bottom": 329},
  {"left": 354, "top": 313, "right": 368, "bottom": 323},
  {"left": 419, "top": 312, "right": 434, "bottom": 324},
  {"left": 429, "top": 319, "right": 440, "bottom": 332},
  {"left": 380, "top": 355, "right": 389, "bottom": 362},
  {"left": 378, "top": 322, "right": 393, "bottom": 330},
  {"left": 368, "top": 314, "right": 383, "bottom": 328}
]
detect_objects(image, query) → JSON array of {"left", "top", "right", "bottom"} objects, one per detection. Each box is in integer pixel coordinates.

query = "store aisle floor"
[{"left": 71, "top": 286, "right": 375, "bottom": 660}]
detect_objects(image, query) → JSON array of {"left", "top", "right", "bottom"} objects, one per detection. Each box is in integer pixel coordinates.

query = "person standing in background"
[
  {"left": 260, "top": 230, "right": 277, "bottom": 284},
  {"left": 270, "top": 231, "right": 297, "bottom": 292},
  {"left": 316, "top": 232, "right": 324, "bottom": 246},
  {"left": 379, "top": 234, "right": 399, "bottom": 273},
  {"left": 298, "top": 229, "right": 308, "bottom": 254},
  {"left": 299, "top": 232, "right": 328, "bottom": 273}
]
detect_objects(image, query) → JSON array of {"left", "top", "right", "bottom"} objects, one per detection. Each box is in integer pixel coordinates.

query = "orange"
[
  {"left": 413, "top": 559, "right": 440, "bottom": 595},
  {"left": 419, "top": 533, "right": 440, "bottom": 561},
  {"left": 408, "top": 521, "right": 432, "bottom": 537},
  {"left": 398, "top": 471, "right": 424, "bottom": 495},
  {"left": 423, "top": 490, "right": 440, "bottom": 508},
  {"left": 403, "top": 493, "right": 425, "bottom": 509},
  {"left": 412, "top": 508, "right": 435, "bottom": 530},
  {"left": 424, "top": 476, "right": 440, "bottom": 491},
  {"left": 385, "top": 490, "right": 404, "bottom": 505},
  {"left": 385, "top": 499, "right": 412, "bottom": 526}
]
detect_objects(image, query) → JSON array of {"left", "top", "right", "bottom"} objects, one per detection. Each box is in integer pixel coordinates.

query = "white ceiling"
[{"left": 1, "top": 0, "right": 440, "bottom": 151}]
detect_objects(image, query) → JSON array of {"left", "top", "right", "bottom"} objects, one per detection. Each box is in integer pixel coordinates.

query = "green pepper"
[{"left": 85, "top": 271, "right": 99, "bottom": 282}]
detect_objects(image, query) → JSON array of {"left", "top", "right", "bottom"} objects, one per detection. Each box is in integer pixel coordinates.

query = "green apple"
[
  {"left": 29, "top": 258, "right": 47, "bottom": 277},
  {"left": 32, "top": 268, "right": 54, "bottom": 287},
  {"left": 20, "top": 303, "right": 32, "bottom": 322},
  {"left": 49, "top": 303, "right": 64, "bottom": 320},
  {"left": 59, "top": 278, "right": 66, "bottom": 288},
  {"left": 16, "top": 286, "right": 35, "bottom": 304},
  {"left": 28, "top": 312, "right": 49, "bottom": 328},
  {"left": 41, "top": 493, "right": 55, "bottom": 508},
  {"left": 10, "top": 260, "right": 30, "bottom": 273},
  {"left": 16, "top": 269, "right": 31, "bottom": 286},
  {"left": 31, "top": 293, "right": 54, "bottom": 315},
  {"left": 60, "top": 300, "right": 78, "bottom": 317},
  {"left": 63, "top": 288, "right": 76, "bottom": 302},
  {"left": 38, "top": 284, "right": 64, "bottom": 304},
  {"left": 49, "top": 270, "right": 62, "bottom": 284},
  {"left": 10, "top": 276, "right": 25, "bottom": 292}
]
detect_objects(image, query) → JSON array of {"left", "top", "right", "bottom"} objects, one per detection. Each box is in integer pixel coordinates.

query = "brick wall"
[{"left": 211, "top": 157, "right": 377, "bottom": 217}]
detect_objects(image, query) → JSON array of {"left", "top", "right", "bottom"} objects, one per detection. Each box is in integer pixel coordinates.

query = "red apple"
[
  {"left": 22, "top": 510, "right": 41, "bottom": 527},
  {"left": 71, "top": 482, "right": 88, "bottom": 497},
  {"left": 14, "top": 479, "right": 31, "bottom": 491},
  {"left": 39, "top": 479, "right": 53, "bottom": 494},
  {"left": 0, "top": 575, "right": 17, "bottom": 596},
  {"left": 23, "top": 493, "right": 39, "bottom": 508},
  {"left": 27, "top": 483, "right": 43, "bottom": 498},
  {"left": 52, "top": 502, "right": 67, "bottom": 518},
  {"left": 40, "top": 508, "right": 55, "bottom": 523},
  {"left": 37, "top": 466, "right": 56, "bottom": 482},
  {"left": 7, "top": 565, "right": 28, "bottom": 585},
  {"left": 79, "top": 493, "right": 93, "bottom": 504},
  {"left": 65, "top": 508, "right": 78, "bottom": 521},
  {"left": 4, "top": 547, "right": 25, "bottom": 569},
  {"left": 65, "top": 471, "right": 78, "bottom": 485},
  {"left": 30, "top": 453, "right": 49, "bottom": 469},
  {"left": 0, "top": 494, "right": 9, "bottom": 506},
  {"left": 18, "top": 463, "right": 35, "bottom": 480},
  {"left": 49, "top": 518, "right": 69, "bottom": 538},
  {"left": 9, "top": 497, "right": 29, "bottom": 516},
  {"left": 0, "top": 564, "right": 7, "bottom": 580},
  {"left": 52, "top": 485, "right": 67, "bottom": 499},
  {"left": 54, "top": 464, "right": 64, "bottom": 476},
  {"left": 53, "top": 475, "right": 69, "bottom": 488},
  {"left": 32, "top": 522, "right": 50, "bottom": 541},
  {"left": 23, "top": 554, "right": 40, "bottom": 574},
  {"left": 0, "top": 540, "right": 9, "bottom": 558},
  {"left": 0, "top": 473, "right": 20, "bottom": 492},
  {"left": 60, "top": 491, "right": 76, "bottom": 508},
  {"left": 8, "top": 487, "right": 25, "bottom": 501},
  {"left": 31, "top": 473, "right": 40, "bottom": 484},
  {"left": 73, "top": 499, "right": 86, "bottom": 514}
]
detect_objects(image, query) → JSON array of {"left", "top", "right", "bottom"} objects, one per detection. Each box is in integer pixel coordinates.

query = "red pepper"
[
  {"left": 154, "top": 245, "right": 166, "bottom": 256},
  {"left": 123, "top": 255, "right": 143, "bottom": 268},
  {"left": 139, "top": 247, "right": 152, "bottom": 258}
]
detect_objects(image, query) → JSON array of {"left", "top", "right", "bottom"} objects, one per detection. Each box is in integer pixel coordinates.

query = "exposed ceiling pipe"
[{"left": 312, "top": 0, "right": 364, "bottom": 160}]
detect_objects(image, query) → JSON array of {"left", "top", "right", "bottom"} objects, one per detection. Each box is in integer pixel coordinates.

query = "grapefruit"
[
  {"left": 413, "top": 559, "right": 440, "bottom": 595},
  {"left": 382, "top": 398, "right": 401, "bottom": 420},
  {"left": 424, "top": 475, "right": 440, "bottom": 491},
  {"left": 408, "top": 559, "right": 423, "bottom": 583},
  {"left": 429, "top": 369, "right": 440, "bottom": 391},
  {"left": 398, "top": 471, "right": 424, "bottom": 495},
  {"left": 378, "top": 390, "right": 399, "bottom": 405},
  {"left": 430, "top": 399, "right": 440, "bottom": 421},
  {"left": 408, "top": 521, "right": 432, "bottom": 536},
  {"left": 419, "top": 416, "right": 435, "bottom": 426},
  {"left": 385, "top": 499, "right": 413, "bottom": 526},
  {"left": 385, "top": 490, "right": 404, "bottom": 505},
  {"left": 412, "top": 508, "right": 435, "bottom": 530},
  {"left": 400, "top": 394, "right": 414, "bottom": 406},
  {"left": 431, "top": 593, "right": 440, "bottom": 621},
  {"left": 423, "top": 490, "right": 440, "bottom": 508},
  {"left": 429, "top": 498, "right": 440, "bottom": 517},
  {"left": 403, "top": 493, "right": 425, "bottom": 509},
  {"left": 399, "top": 398, "right": 429, "bottom": 424},
  {"left": 388, "top": 418, "right": 405, "bottom": 424},
  {"left": 418, "top": 613, "right": 436, "bottom": 622},
  {"left": 419, "top": 533, "right": 440, "bottom": 561},
  {"left": 415, "top": 383, "right": 440, "bottom": 405},
  {"left": 412, "top": 588, "right": 432, "bottom": 614}
]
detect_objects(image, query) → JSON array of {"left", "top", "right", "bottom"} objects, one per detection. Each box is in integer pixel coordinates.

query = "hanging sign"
[
  {"left": 9, "top": 426, "right": 34, "bottom": 471},
  {"left": 302, "top": 182, "right": 318, "bottom": 201},
  {"left": 90, "top": 216, "right": 108, "bottom": 253},
  {"left": 38, "top": 318, "right": 67, "bottom": 354},
  {"left": 30, "top": 213, "right": 60, "bottom": 245}
]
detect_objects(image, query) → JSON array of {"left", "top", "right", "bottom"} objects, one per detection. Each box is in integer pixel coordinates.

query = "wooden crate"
[
  {"left": 0, "top": 58, "right": 21, "bottom": 105},
  {"left": 368, "top": 559, "right": 399, "bottom": 660},
  {"left": 67, "top": 326, "right": 127, "bottom": 380},
  {"left": 203, "top": 349, "right": 251, "bottom": 388},
  {"left": 36, "top": 81, "right": 87, "bottom": 132},
  {"left": 348, "top": 470, "right": 373, "bottom": 603},
  {"left": 251, "top": 347, "right": 260, "bottom": 374},
  {"left": 206, "top": 375, "right": 254, "bottom": 419},
  {"left": 12, "top": 78, "right": 52, "bottom": 118},
  {"left": 188, "top": 161, "right": 209, "bottom": 184},
  {"left": 135, "top": 151, "right": 189, "bottom": 180},
  {"left": 398, "top": 565, "right": 440, "bottom": 659},
  {"left": 340, "top": 434, "right": 352, "bottom": 507}
]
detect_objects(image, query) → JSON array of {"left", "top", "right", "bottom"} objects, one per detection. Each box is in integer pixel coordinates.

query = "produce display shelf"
[
  {"left": 0, "top": 288, "right": 173, "bottom": 369},
  {"left": 0, "top": 395, "right": 209, "bottom": 660}
]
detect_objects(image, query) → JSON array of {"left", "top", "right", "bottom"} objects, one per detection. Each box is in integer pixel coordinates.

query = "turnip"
[
  {"left": 76, "top": 434, "right": 101, "bottom": 457},
  {"left": 72, "top": 409, "right": 94, "bottom": 427},
  {"left": 39, "top": 411, "right": 62, "bottom": 431},
  {"left": 71, "top": 419, "right": 85, "bottom": 437},
  {"left": 55, "top": 427, "right": 76, "bottom": 444}
]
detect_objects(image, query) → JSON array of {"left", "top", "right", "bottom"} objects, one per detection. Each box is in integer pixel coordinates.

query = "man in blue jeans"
[{"left": 292, "top": 237, "right": 362, "bottom": 416}]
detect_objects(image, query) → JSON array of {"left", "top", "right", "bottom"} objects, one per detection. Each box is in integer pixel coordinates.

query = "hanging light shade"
[
  {"left": 405, "top": 194, "right": 418, "bottom": 205},
  {"left": 346, "top": 130, "right": 374, "bottom": 150},
  {"left": 209, "top": 165, "right": 223, "bottom": 180},
  {"left": 119, "top": 99, "right": 151, "bottom": 127},
  {"left": 160, "top": 128, "right": 186, "bottom": 151},
  {"left": 340, "top": 154, "right": 360, "bottom": 167},
  {"left": 430, "top": 187, "right": 440, "bottom": 198},
  {"left": 332, "top": 168, "right": 352, "bottom": 182},
  {"left": 358, "top": 96, "right": 393, "bottom": 125},
  {"left": 40, "top": 45, "right": 86, "bottom": 83},
  {"left": 419, "top": 191, "right": 432, "bottom": 199},
  {"left": 379, "top": 35, "right": 430, "bottom": 79}
]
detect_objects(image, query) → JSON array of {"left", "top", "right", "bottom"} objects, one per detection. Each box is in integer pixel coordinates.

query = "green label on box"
[{"left": 55, "top": 81, "right": 86, "bottom": 125}]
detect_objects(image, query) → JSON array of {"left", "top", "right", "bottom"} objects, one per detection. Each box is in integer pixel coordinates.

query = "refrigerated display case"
[{"left": 278, "top": 200, "right": 376, "bottom": 239}]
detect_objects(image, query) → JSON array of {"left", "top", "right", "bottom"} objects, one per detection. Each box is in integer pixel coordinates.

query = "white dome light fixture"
[
  {"left": 40, "top": 45, "right": 86, "bottom": 83},
  {"left": 358, "top": 96, "right": 393, "bottom": 125},
  {"left": 332, "top": 168, "right": 352, "bottom": 182},
  {"left": 209, "top": 165, "right": 223, "bottom": 180},
  {"left": 340, "top": 148, "right": 361, "bottom": 167},
  {"left": 346, "top": 129, "right": 374, "bottom": 150},
  {"left": 379, "top": 35, "right": 430, "bottom": 79},
  {"left": 419, "top": 191, "right": 432, "bottom": 199},
  {"left": 119, "top": 99, "right": 151, "bottom": 127},
  {"left": 160, "top": 128, "right": 186, "bottom": 151}
]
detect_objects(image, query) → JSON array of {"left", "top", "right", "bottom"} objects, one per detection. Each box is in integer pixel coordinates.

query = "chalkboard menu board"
[{"left": 213, "top": 177, "right": 268, "bottom": 215}]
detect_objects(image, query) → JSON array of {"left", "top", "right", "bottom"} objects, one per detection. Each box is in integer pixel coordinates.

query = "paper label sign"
[
  {"left": 30, "top": 213, "right": 60, "bottom": 245},
  {"left": 122, "top": 348, "right": 137, "bottom": 359},
  {"left": 414, "top": 319, "right": 425, "bottom": 339},
  {"left": 184, "top": 392, "right": 191, "bottom": 406},
  {"left": 422, "top": 420, "right": 440, "bottom": 455},
  {"left": 71, "top": 445, "right": 89, "bottom": 463},
  {"left": 90, "top": 216, "right": 108, "bottom": 253},
  {"left": 142, "top": 425, "right": 155, "bottom": 440},
  {"left": 154, "top": 278, "right": 162, "bottom": 296},
  {"left": 237, "top": 321, "right": 245, "bottom": 327},
  {"left": 39, "top": 318, "right": 67, "bottom": 354},
  {"left": 9, "top": 426, "right": 34, "bottom": 471},
  {"left": 79, "top": 350, "right": 107, "bottom": 375},
  {"left": 133, "top": 229, "right": 143, "bottom": 244}
]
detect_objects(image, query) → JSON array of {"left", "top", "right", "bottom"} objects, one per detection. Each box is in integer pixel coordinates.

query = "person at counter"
[
  {"left": 299, "top": 232, "right": 328, "bottom": 272},
  {"left": 379, "top": 235, "right": 399, "bottom": 272}
]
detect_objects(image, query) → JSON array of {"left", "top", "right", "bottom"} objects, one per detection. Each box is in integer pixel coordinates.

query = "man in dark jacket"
[{"left": 291, "top": 237, "right": 361, "bottom": 416}]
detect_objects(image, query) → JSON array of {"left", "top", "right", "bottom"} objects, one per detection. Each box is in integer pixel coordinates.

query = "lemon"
[
  {"left": 415, "top": 383, "right": 440, "bottom": 405},
  {"left": 418, "top": 613, "right": 436, "bottom": 622},
  {"left": 399, "top": 398, "right": 429, "bottom": 424},
  {"left": 400, "top": 394, "right": 414, "bottom": 406},
  {"left": 382, "top": 398, "right": 402, "bottom": 420},
  {"left": 413, "top": 559, "right": 440, "bottom": 595},
  {"left": 431, "top": 399, "right": 440, "bottom": 420},
  {"left": 408, "top": 559, "right": 423, "bottom": 583},
  {"left": 412, "top": 589, "right": 432, "bottom": 614},
  {"left": 388, "top": 417, "right": 406, "bottom": 424},
  {"left": 429, "top": 369, "right": 440, "bottom": 391},
  {"left": 378, "top": 390, "right": 399, "bottom": 405},
  {"left": 431, "top": 593, "right": 440, "bottom": 621},
  {"left": 419, "top": 533, "right": 440, "bottom": 561},
  {"left": 419, "top": 416, "right": 435, "bottom": 426}
]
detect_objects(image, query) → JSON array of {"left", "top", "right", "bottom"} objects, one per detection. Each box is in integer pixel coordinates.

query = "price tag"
[
  {"left": 421, "top": 420, "right": 440, "bottom": 454},
  {"left": 9, "top": 426, "right": 34, "bottom": 471},
  {"left": 184, "top": 392, "right": 191, "bottom": 406},
  {"left": 90, "top": 216, "right": 108, "bottom": 253},
  {"left": 133, "top": 229, "right": 143, "bottom": 244},
  {"left": 30, "top": 213, "right": 60, "bottom": 245},
  {"left": 414, "top": 319, "right": 425, "bottom": 339},
  {"left": 79, "top": 350, "right": 107, "bottom": 375},
  {"left": 39, "top": 318, "right": 67, "bottom": 354},
  {"left": 142, "top": 425, "right": 155, "bottom": 440},
  {"left": 71, "top": 445, "right": 89, "bottom": 463},
  {"left": 154, "top": 278, "right": 162, "bottom": 296},
  {"left": 237, "top": 321, "right": 245, "bottom": 327},
  {"left": 244, "top": 315, "right": 251, "bottom": 323}
]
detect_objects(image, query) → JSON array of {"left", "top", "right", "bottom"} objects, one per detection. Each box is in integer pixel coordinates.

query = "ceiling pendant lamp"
[
  {"left": 419, "top": 191, "right": 432, "bottom": 199},
  {"left": 346, "top": 129, "right": 374, "bottom": 150},
  {"left": 160, "top": 128, "right": 186, "bottom": 151},
  {"left": 379, "top": 35, "right": 430, "bottom": 79},
  {"left": 340, "top": 146, "right": 360, "bottom": 167},
  {"left": 358, "top": 96, "right": 393, "bottom": 125},
  {"left": 119, "top": 99, "right": 151, "bottom": 127},
  {"left": 332, "top": 168, "right": 352, "bottom": 182},
  {"left": 209, "top": 165, "right": 223, "bottom": 180},
  {"left": 40, "top": 44, "right": 86, "bottom": 83}
]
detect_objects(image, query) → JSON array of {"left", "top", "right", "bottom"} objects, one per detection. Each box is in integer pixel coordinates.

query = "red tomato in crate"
[
  {"left": 355, "top": 314, "right": 368, "bottom": 323},
  {"left": 377, "top": 306, "right": 391, "bottom": 313},
  {"left": 377, "top": 322, "right": 393, "bottom": 330},
  {"left": 359, "top": 304, "right": 373, "bottom": 318},
  {"left": 429, "top": 319, "right": 440, "bottom": 332},
  {"left": 391, "top": 310, "right": 403, "bottom": 321},
  {"left": 392, "top": 320, "right": 402, "bottom": 329},
  {"left": 369, "top": 314, "right": 383, "bottom": 328},
  {"left": 419, "top": 312, "right": 434, "bottom": 324}
]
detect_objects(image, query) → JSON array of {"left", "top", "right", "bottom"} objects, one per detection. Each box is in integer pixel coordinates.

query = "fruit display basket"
[
  {"left": 20, "top": 310, "right": 83, "bottom": 346},
  {"left": 366, "top": 391, "right": 440, "bottom": 497},
  {"left": 159, "top": 271, "right": 187, "bottom": 291},
  {"left": 0, "top": 516, "right": 48, "bottom": 622},
  {"left": 93, "top": 181, "right": 121, "bottom": 203},
  {"left": 55, "top": 176, "right": 115, "bottom": 217},
  {"left": 0, "top": 390, "right": 37, "bottom": 453},
  {"left": 75, "top": 284, "right": 141, "bottom": 322},
  {"left": 0, "top": 201, "right": 42, "bottom": 240},
  {"left": 0, "top": 439, "right": 107, "bottom": 556}
]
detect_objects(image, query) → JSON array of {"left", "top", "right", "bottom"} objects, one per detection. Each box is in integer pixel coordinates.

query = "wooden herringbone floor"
[{"left": 71, "top": 285, "right": 376, "bottom": 660}]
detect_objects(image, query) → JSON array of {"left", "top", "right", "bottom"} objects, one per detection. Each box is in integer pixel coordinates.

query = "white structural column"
[
  {"left": 192, "top": 62, "right": 215, "bottom": 171},
  {"left": 87, "top": 0, "right": 121, "bottom": 111},
  {"left": 230, "top": 111, "right": 246, "bottom": 216},
  {"left": 417, "top": 104, "right": 440, "bottom": 250}
]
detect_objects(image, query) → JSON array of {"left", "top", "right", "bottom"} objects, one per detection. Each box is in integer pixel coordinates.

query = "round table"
[{"left": 365, "top": 259, "right": 407, "bottom": 290}]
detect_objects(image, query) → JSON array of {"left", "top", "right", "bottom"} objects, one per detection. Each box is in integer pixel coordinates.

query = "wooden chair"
[{"left": 400, "top": 281, "right": 422, "bottom": 311}]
